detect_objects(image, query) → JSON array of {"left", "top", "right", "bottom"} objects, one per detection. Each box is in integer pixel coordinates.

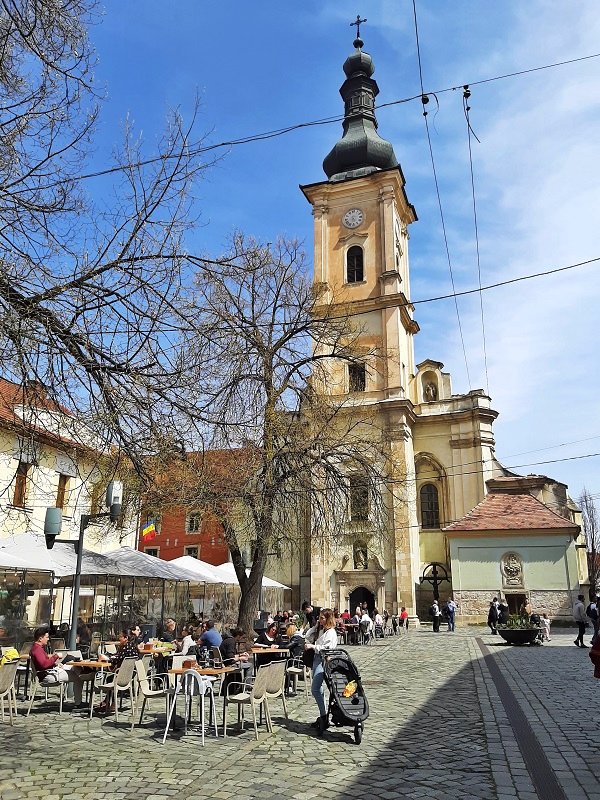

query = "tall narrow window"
[
  {"left": 420, "top": 483, "right": 440, "bottom": 528},
  {"left": 348, "top": 362, "right": 366, "bottom": 392},
  {"left": 56, "top": 474, "right": 69, "bottom": 510},
  {"left": 346, "top": 246, "right": 364, "bottom": 283},
  {"left": 187, "top": 512, "right": 202, "bottom": 533},
  {"left": 13, "top": 461, "right": 30, "bottom": 507},
  {"left": 349, "top": 475, "right": 369, "bottom": 522}
]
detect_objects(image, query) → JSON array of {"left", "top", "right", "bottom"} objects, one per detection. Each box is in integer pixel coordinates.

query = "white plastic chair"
[
  {"left": 98, "top": 657, "right": 137, "bottom": 721},
  {"left": 131, "top": 659, "right": 174, "bottom": 731},
  {"left": 264, "top": 660, "right": 288, "bottom": 727},
  {"left": 26, "top": 661, "right": 66, "bottom": 715},
  {"left": 286, "top": 657, "right": 310, "bottom": 697},
  {"left": 223, "top": 664, "right": 271, "bottom": 740},
  {"left": 162, "top": 669, "right": 217, "bottom": 745},
  {"left": 0, "top": 660, "right": 19, "bottom": 724}
]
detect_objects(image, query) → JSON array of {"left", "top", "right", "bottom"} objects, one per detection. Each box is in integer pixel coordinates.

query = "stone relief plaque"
[{"left": 501, "top": 552, "right": 524, "bottom": 588}]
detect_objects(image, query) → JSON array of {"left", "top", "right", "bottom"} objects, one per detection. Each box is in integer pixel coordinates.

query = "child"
[{"left": 541, "top": 612, "right": 551, "bottom": 641}]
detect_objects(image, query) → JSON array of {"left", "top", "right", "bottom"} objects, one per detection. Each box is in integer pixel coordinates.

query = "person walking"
[
  {"left": 304, "top": 608, "right": 338, "bottom": 734},
  {"left": 573, "top": 594, "right": 588, "bottom": 647},
  {"left": 487, "top": 601, "right": 499, "bottom": 635},
  {"left": 445, "top": 597, "right": 458, "bottom": 632},
  {"left": 541, "top": 613, "right": 551, "bottom": 642},
  {"left": 586, "top": 596, "right": 599, "bottom": 645}
]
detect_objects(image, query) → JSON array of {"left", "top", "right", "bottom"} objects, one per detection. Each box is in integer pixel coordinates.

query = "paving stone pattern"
[{"left": 0, "top": 627, "right": 596, "bottom": 800}]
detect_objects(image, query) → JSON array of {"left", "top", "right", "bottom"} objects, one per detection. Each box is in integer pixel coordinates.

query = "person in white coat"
[{"left": 304, "top": 608, "right": 338, "bottom": 733}]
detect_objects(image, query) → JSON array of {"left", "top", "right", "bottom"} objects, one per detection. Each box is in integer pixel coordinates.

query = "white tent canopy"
[
  {"left": 0, "top": 534, "right": 125, "bottom": 577},
  {"left": 103, "top": 547, "right": 221, "bottom": 583},
  {"left": 168, "top": 555, "right": 225, "bottom": 583},
  {"left": 170, "top": 556, "right": 291, "bottom": 590}
]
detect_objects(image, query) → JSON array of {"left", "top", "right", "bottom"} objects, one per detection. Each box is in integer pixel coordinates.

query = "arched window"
[
  {"left": 346, "top": 246, "right": 364, "bottom": 283},
  {"left": 420, "top": 483, "right": 440, "bottom": 528}
]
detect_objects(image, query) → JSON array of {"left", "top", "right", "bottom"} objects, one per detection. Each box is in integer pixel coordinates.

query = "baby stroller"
[{"left": 321, "top": 649, "right": 369, "bottom": 743}]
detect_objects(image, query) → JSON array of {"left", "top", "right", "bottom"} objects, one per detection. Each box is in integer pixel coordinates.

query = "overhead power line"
[
  {"left": 12, "top": 50, "right": 600, "bottom": 191},
  {"left": 412, "top": 0, "right": 472, "bottom": 389}
]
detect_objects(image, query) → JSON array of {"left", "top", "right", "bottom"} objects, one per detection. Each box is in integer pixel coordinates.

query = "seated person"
[
  {"left": 219, "top": 627, "right": 250, "bottom": 667},
  {"left": 254, "top": 621, "right": 282, "bottom": 667},
  {"left": 160, "top": 618, "right": 177, "bottom": 642},
  {"left": 285, "top": 624, "right": 305, "bottom": 659},
  {"left": 199, "top": 619, "right": 222, "bottom": 649},
  {"left": 178, "top": 625, "right": 196, "bottom": 655},
  {"left": 340, "top": 609, "right": 351, "bottom": 622},
  {"left": 30, "top": 626, "right": 86, "bottom": 709},
  {"left": 96, "top": 629, "right": 140, "bottom": 713}
]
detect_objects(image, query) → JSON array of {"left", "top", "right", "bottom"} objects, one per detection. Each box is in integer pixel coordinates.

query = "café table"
[
  {"left": 343, "top": 623, "right": 360, "bottom": 645},
  {"left": 251, "top": 646, "right": 289, "bottom": 671},
  {"left": 73, "top": 659, "right": 110, "bottom": 719}
]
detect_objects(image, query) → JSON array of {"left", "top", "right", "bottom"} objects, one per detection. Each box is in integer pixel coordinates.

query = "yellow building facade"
[{"left": 296, "top": 34, "right": 583, "bottom": 620}]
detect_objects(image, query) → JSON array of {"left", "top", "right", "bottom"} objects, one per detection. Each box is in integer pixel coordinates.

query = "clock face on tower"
[{"left": 342, "top": 208, "right": 364, "bottom": 229}]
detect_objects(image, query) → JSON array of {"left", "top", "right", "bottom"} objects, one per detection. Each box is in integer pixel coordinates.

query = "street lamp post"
[{"left": 44, "top": 481, "right": 123, "bottom": 651}]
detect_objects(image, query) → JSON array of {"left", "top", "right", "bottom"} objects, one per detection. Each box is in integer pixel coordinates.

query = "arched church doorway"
[{"left": 350, "top": 586, "right": 375, "bottom": 614}]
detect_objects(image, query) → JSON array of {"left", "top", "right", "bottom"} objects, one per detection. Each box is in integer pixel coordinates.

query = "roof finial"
[{"left": 350, "top": 14, "right": 367, "bottom": 48}]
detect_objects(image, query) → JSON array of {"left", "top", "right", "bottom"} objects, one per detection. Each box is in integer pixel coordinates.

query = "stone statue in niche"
[
  {"left": 424, "top": 382, "right": 438, "bottom": 401},
  {"left": 353, "top": 543, "right": 368, "bottom": 570},
  {"left": 501, "top": 552, "right": 524, "bottom": 588}
]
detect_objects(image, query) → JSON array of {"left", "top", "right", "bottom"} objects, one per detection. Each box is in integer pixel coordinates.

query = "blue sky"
[{"left": 88, "top": 1, "right": 600, "bottom": 503}]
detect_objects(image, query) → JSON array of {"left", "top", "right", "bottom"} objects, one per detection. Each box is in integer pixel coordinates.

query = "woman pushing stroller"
[{"left": 304, "top": 607, "right": 338, "bottom": 732}]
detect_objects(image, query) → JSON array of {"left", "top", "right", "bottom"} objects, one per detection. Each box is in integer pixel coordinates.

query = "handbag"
[
  {"left": 302, "top": 624, "right": 320, "bottom": 668},
  {"left": 302, "top": 648, "right": 315, "bottom": 668}
]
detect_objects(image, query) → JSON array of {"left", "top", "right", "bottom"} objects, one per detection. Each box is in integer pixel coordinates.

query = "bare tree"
[
  {"left": 0, "top": 1, "right": 215, "bottom": 473},
  {"left": 152, "top": 233, "right": 392, "bottom": 632},
  {"left": 580, "top": 488, "right": 600, "bottom": 598}
]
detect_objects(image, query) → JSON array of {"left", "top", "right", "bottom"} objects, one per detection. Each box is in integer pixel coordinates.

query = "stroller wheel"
[{"left": 354, "top": 722, "right": 363, "bottom": 744}]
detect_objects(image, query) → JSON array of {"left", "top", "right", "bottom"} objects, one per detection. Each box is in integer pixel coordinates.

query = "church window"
[
  {"left": 420, "top": 484, "right": 440, "bottom": 528},
  {"left": 348, "top": 361, "right": 366, "bottom": 392},
  {"left": 346, "top": 246, "right": 364, "bottom": 283},
  {"left": 349, "top": 475, "right": 369, "bottom": 521}
]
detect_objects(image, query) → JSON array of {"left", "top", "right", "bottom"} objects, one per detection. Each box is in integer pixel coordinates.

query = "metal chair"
[
  {"left": 26, "top": 661, "right": 66, "bottom": 715},
  {"left": 223, "top": 664, "right": 271, "bottom": 740},
  {"left": 162, "top": 669, "right": 217, "bottom": 746},
  {"left": 264, "top": 660, "right": 288, "bottom": 727},
  {"left": 0, "top": 660, "right": 20, "bottom": 724},
  {"left": 97, "top": 657, "right": 137, "bottom": 722},
  {"left": 286, "top": 657, "right": 310, "bottom": 698},
  {"left": 132, "top": 659, "right": 174, "bottom": 731}
]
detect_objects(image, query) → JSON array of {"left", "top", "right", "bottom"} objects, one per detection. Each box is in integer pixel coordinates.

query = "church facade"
[{"left": 295, "top": 34, "right": 584, "bottom": 621}]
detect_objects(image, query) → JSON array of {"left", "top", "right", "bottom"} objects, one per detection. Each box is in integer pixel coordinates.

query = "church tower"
[
  {"left": 300, "top": 30, "right": 423, "bottom": 615},
  {"left": 300, "top": 29, "right": 500, "bottom": 618}
]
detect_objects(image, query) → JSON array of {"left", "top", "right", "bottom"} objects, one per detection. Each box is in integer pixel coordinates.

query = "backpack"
[
  {"left": 429, "top": 604, "right": 436, "bottom": 618},
  {"left": 586, "top": 604, "right": 598, "bottom": 621}
]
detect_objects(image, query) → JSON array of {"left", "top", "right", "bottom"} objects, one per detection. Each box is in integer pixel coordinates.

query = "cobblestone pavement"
[{"left": 0, "top": 627, "right": 597, "bottom": 800}]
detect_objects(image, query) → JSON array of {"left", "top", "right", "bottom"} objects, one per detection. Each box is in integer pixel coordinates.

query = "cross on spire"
[{"left": 350, "top": 14, "right": 367, "bottom": 39}]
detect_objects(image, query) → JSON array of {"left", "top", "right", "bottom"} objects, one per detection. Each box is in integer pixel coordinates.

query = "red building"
[
  {"left": 137, "top": 448, "right": 254, "bottom": 565},
  {"left": 138, "top": 507, "right": 229, "bottom": 564}
]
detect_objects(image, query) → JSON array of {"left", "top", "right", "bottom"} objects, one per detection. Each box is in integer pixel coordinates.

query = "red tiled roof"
[
  {"left": 443, "top": 492, "right": 578, "bottom": 533},
  {"left": 0, "top": 377, "right": 82, "bottom": 450}
]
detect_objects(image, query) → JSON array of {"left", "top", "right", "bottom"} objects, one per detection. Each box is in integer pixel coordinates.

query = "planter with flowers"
[{"left": 497, "top": 614, "right": 542, "bottom": 645}]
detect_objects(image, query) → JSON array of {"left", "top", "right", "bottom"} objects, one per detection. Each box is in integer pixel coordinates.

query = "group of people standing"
[{"left": 429, "top": 598, "right": 458, "bottom": 632}]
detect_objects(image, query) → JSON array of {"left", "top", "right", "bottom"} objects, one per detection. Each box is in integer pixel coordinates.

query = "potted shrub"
[{"left": 497, "top": 614, "right": 542, "bottom": 645}]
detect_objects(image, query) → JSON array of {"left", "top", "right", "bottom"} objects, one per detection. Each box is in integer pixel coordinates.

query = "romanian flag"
[{"left": 142, "top": 519, "right": 157, "bottom": 541}]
